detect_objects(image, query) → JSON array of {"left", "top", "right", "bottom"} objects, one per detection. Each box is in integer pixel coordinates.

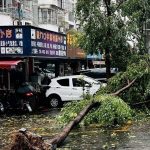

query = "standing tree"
[
  {"left": 121, "top": 0, "right": 150, "bottom": 54},
  {"left": 75, "top": 0, "right": 150, "bottom": 77}
]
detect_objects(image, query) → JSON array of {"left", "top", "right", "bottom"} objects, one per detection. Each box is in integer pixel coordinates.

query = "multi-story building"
[
  {"left": 0, "top": 0, "right": 77, "bottom": 32},
  {"left": 38, "top": 0, "right": 76, "bottom": 33},
  {"left": 37, "top": 0, "right": 85, "bottom": 73},
  {"left": 0, "top": 0, "right": 38, "bottom": 26}
]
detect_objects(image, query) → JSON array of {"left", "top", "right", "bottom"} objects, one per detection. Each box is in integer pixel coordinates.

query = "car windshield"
[{"left": 82, "top": 75, "right": 100, "bottom": 84}]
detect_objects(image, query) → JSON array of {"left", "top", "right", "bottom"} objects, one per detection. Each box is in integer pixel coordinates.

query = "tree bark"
[
  {"left": 104, "top": 0, "right": 111, "bottom": 79},
  {"left": 49, "top": 102, "right": 100, "bottom": 148},
  {"left": 110, "top": 78, "right": 137, "bottom": 96}
]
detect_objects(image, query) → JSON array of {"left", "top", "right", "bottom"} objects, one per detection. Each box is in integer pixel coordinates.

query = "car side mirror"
[{"left": 85, "top": 83, "right": 92, "bottom": 88}]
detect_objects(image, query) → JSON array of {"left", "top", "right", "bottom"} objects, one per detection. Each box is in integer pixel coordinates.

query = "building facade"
[
  {"left": 38, "top": 0, "right": 76, "bottom": 33},
  {"left": 0, "top": 0, "right": 85, "bottom": 81},
  {"left": 0, "top": 0, "right": 38, "bottom": 26}
]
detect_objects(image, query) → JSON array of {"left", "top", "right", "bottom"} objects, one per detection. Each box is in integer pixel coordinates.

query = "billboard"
[{"left": 0, "top": 26, "right": 67, "bottom": 57}]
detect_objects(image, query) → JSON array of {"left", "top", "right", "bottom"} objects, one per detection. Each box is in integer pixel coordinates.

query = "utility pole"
[{"left": 16, "top": 0, "right": 22, "bottom": 25}]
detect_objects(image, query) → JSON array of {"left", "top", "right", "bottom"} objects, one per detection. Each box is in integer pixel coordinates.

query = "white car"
[{"left": 45, "top": 75, "right": 104, "bottom": 108}]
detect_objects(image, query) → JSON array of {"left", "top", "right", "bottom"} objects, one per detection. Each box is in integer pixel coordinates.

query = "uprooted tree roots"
[
  {"left": 8, "top": 102, "right": 100, "bottom": 150},
  {"left": 8, "top": 130, "right": 51, "bottom": 150}
]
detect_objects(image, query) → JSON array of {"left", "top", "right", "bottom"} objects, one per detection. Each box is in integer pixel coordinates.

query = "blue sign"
[
  {"left": 31, "top": 27, "right": 66, "bottom": 57},
  {"left": 0, "top": 26, "right": 67, "bottom": 57},
  {"left": 87, "top": 51, "right": 102, "bottom": 60}
]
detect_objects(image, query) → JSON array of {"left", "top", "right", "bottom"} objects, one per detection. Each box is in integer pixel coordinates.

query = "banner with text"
[{"left": 0, "top": 26, "right": 67, "bottom": 57}]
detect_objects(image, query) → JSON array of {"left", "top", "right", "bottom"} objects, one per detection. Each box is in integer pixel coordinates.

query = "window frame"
[{"left": 57, "top": 78, "right": 69, "bottom": 87}]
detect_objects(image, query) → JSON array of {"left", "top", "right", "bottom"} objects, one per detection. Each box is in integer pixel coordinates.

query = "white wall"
[
  {"left": 0, "top": 14, "right": 13, "bottom": 25},
  {"left": 38, "top": 0, "right": 53, "bottom": 5},
  {"left": 39, "top": 24, "right": 58, "bottom": 32}
]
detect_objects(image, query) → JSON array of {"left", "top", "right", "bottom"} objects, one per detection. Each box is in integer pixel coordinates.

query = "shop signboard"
[
  {"left": 0, "top": 26, "right": 25, "bottom": 55},
  {"left": 31, "top": 27, "right": 66, "bottom": 57},
  {"left": 87, "top": 51, "right": 102, "bottom": 60},
  {"left": 0, "top": 26, "right": 67, "bottom": 57}
]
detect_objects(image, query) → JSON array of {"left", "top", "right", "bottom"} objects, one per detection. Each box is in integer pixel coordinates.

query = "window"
[
  {"left": 0, "top": 1, "right": 2, "bottom": 7},
  {"left": 57, "top": 0, "right": 64, "bottom": 9},
  {"left": 48, "top": 9, "right": 57, "bottom": 24},
  {"left": 69, "top": 11, "right": 74, "bottom": 22},
  {"left": 0, "top": 0, "right": 6, "bottom": 12},
  {"left": 0, "top": 0, "right": 6, "bottom": 7},
  {"left": 38, "top": 8, "right": 57, "bottom": 25},
  {"left": 57, "top": 79, "right": 69, "bottom": 86},
  {"left": 73, "top": 78, "right": 85, "bottom": 87},
  {"left": 38, "top": 8, "right": 48, "bottom": 23},
  {"left": 146, "top": 21, "right": 150, "bottom": 29},
  {"left": 42, "top": 9, "right": 48, "bottom": 23}
]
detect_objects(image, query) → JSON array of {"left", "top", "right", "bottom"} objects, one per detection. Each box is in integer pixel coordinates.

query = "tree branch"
[{"left": 110, "top": 78, "right": 137, "bottom": 96}]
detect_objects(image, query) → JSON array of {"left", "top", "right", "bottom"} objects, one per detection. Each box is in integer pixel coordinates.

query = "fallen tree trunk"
[
  {"left": 49, "top": 101, "right": 100, "bottom": 148},
  {"left": 8, "top": 102, "right": 100, "bottom": 150}
]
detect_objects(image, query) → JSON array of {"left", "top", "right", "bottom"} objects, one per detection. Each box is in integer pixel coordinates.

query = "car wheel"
[{"left": 49, "top": 96, "right": 62, "bottom": 108}]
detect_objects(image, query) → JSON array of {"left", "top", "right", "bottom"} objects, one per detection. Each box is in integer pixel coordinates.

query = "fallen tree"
[
  {"left": 7, "top": 78, "right": 139, "bottom": 150},
  {"left": 8, "top": 102, "right": 100, "bottom": 150}
]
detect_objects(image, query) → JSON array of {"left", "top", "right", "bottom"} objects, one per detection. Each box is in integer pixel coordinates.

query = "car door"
[
  {"left": 70, "top": 77, "right": 86, "bottom": 100},
  {"left": 56, "top": 78, "right": 72, "bottom": 101}
]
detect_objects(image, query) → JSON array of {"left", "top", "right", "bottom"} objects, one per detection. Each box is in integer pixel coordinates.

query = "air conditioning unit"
[
  {"left": 58, "top": 27, "right": 64, "bottom": 33},
  {"left": 65, "top": 23, "right": 69, "bottom": 30},
  {"left": 57, "top": 15, "right": 64, "bottom": 26},
  {"left": 13, "top": 20, "right": 22, "bottom": 25},
  {"left": 13, "top": 20, "right": 32, "bottom": 25}
]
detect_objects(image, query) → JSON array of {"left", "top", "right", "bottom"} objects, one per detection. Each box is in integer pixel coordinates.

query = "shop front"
[
  {"left": 67, "top": 33, "right": 86, "bottom": 74},
  {"left": 0, "top": 25, "right": 67, "bottom": 85},
  {"left": 87, "top": 52, "right": 105, "bottom": 68}
]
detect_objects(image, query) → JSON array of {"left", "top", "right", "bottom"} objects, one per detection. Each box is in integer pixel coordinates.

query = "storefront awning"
[{"left": 0, "top": 60, "right": 22, "bottom": 69}]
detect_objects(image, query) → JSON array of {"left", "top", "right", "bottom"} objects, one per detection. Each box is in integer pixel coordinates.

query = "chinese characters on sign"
[
  {"left": 0, "top": 26, "right": 67, "bottom": 57},
  {"left": 31, "top": 28, "right": 67, "bottom": 57},
  {"left": 0, "top": 28, "right": 23, "bottom": 54}
]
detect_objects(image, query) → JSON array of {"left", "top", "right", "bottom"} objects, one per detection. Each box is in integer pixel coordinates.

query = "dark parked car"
[{"left": 75, "top": 68, "right": 118, "bottom": 82}]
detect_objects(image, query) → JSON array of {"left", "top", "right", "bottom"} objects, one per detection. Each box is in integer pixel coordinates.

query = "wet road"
[{"left": 0, "top": 110, "right": 150, "bottom": 150}]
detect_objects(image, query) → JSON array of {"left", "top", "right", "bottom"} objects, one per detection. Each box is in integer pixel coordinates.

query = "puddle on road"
[{"left": 0, "top": 111, "right": 150, "bottom": 150}]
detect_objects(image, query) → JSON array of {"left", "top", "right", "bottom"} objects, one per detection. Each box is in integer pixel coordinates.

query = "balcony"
[{"left": 0, "top": 4, "right": 33, "bottom": 20}]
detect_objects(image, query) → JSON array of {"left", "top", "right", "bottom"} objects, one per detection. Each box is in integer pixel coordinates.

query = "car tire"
[{"left": 48, "top": 96, "right": 62, "bottom": 108}]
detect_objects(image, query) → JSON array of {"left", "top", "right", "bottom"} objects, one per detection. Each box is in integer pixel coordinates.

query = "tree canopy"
[{"left": 75, "top": 0, "right": 150, "bottom": 71}]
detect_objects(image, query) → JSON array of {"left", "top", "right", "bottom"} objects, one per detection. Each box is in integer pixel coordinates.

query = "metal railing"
[{"left": 0, "top": 6, "right": 33, "bottom": 20}]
